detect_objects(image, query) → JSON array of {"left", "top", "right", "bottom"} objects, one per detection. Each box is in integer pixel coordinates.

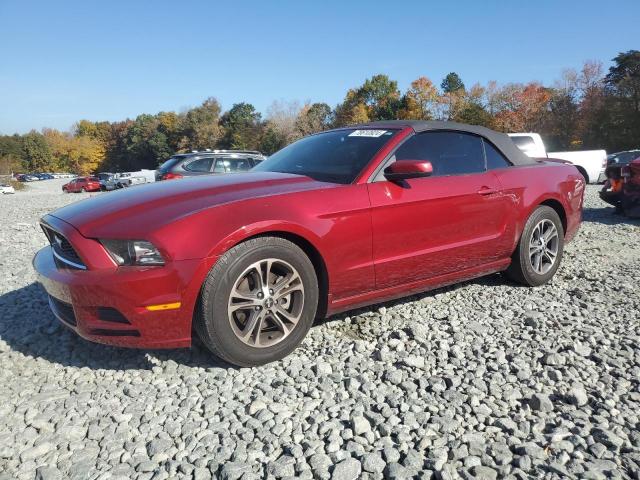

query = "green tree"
[
  {"left": 258, "top": 126, "right": 286, "bottom": 155},
  {"left": 22, "top": 131, "right": 53, "bottom": 172},
  {"left": 219, "top": 102, "right": 262, "bottom": 150},
  {"left": 441, "top": 72, "right": 465, "bottom": 93},
  {"left": 606, "top": 50, "right": 640, "bottom": 112},
  {"left": 334, "top": 74, "right": 401, "bottom": 125},
  {"left": 179, "top": 97, "right": 222, "bottom": 150},
  {"left": 121, "top": 114, "right": 173, "bottom": 169},
  {"left": 295, "top": 102, "right": 333, "bottom": 136}
]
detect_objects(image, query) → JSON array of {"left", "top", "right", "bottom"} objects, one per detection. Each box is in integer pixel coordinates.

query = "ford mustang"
[{"left": 33, "top": 121, "right": 584, "bottom": 366}]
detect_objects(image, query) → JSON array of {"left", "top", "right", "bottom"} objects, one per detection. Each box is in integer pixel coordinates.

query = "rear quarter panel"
[{"left": 493, "top": 162, "right": 584, "bottom": 251}]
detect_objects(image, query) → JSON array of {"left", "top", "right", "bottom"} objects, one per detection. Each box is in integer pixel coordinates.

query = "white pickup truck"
[
  {"left": 508, "top": 133, "right": 607, "bottom": 184},
  {"left": 103, "top": 170, "right": 156, "bottom": 190}
]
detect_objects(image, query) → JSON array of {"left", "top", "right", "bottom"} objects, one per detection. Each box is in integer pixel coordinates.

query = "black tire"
[
  {"left": 506, "top": 205, "right": 564, "bottom": 286},
  {"left": 576, "top": 166, "right": 589, "bottom": 184},
  {"left": 195, "top": 237, "right": 318, "bottom": 367}
]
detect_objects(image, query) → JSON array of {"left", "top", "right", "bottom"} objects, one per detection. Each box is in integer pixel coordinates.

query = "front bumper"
[
  {"left": 599, "top": 190, "right": 622, "bottom": 208},
  {"left": 33, "top": 245, "right": 214, "bottom": 349},
  {"left": 597, "top": 170, "right": 607, "bottom": 184}
]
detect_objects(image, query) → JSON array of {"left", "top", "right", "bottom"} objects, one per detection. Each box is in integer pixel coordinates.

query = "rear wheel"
[
  {"left": 81, "top": 187, "right": 86, "bottom": 193},
  {"left": 506, "top": 206, "right": 564, "bottom": 286},
  {"left": 195, "top": 237, "right": 318, "bottom": 366}
]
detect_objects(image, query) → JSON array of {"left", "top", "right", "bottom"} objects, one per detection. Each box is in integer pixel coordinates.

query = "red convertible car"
[{"left": 34, "top": 121, "right": 584, "bottom": 366}]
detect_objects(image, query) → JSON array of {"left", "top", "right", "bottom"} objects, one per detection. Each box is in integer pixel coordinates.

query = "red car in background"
[
  {"left": 62, "top": 176, "right": 101, "bottom": 193},
  {"left": 34, "top": 121, "right": 584, "bottom": 366}
]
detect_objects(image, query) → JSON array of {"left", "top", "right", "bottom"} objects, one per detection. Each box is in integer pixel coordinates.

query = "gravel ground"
[{"left": 1, "top": 178, "right": 639, "bottom": 480}]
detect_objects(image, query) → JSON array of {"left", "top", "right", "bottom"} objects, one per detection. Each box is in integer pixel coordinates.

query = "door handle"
[{"left": 477, "top": 186, "right": 497, "bottom": 195}]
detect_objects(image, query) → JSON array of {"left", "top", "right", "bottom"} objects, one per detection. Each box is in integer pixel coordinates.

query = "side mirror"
[{"left": 384, "top": 160, "right": 433, "bottom": 182}]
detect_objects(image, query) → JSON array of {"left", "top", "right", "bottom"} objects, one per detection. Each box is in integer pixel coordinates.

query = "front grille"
[
  {"left": 41, "top": 224, "right": 86, "bottom": 270},
  {"left": 48, "top": 295, "right": 77, "bottom": 326}
]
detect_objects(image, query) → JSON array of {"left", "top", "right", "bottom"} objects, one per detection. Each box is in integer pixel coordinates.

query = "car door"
[{"left": 367, "top": 130, "right": 512, "bottom": 289}]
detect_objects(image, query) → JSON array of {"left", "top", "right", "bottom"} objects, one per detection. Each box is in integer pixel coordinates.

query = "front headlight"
[{"left": 100, "top": 239, "right": 165, "bottom": 266}]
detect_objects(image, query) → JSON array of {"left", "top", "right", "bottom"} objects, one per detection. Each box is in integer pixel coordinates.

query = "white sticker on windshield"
[{"left": 348, "top": 129, "right": 388, "bottom": 138}]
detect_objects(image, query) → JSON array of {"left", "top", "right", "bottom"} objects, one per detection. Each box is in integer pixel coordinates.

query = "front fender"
[{"left": 205, "top": 220, "right": 326, "bottom": 260}]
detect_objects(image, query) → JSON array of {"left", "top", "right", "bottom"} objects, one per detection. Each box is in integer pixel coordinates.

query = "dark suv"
[{"left": 156, "top": 150, "right": 266, "bottom": 180}]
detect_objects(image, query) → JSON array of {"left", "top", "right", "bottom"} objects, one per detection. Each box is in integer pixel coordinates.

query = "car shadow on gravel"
[
  {"left": 0, "top": 283, "right": 233, "bottom": 371},
  {"left": 582, "top": 206, "right": 640, "bottom": 225}
]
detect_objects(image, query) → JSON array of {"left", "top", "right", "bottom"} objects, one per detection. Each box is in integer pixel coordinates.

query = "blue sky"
[{"left": 1, "top": 0, "right": 638, "bottom": 134}]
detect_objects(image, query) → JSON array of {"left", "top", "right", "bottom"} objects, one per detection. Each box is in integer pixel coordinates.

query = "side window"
[
  {"left": 212, "top": 159, "right": 226, "bottom": 173},
  {"left": 224, "top": 158, "right": 252, "bottom": 172},
  {"left": 483, "top": 140, "right": 512, "bottom": 170},
  {"left": 394, "top": 131, "right": 485, "bottom": 177},
  {"left": 184, "top": 157, "right": 213, "bottom": 172}
]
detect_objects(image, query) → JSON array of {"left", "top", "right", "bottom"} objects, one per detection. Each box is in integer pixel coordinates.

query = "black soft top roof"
[{"left": 349, "top": 120, "right": 536, "bottom": 166}]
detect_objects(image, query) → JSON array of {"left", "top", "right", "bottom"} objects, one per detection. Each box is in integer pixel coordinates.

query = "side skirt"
[{"left": 326, "top": 258, "right": 511, "bottom": 316}]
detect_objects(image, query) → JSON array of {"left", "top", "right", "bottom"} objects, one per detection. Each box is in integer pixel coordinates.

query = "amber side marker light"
[{"left": 145, "top": 302, "right": 181, "bottom": 312}]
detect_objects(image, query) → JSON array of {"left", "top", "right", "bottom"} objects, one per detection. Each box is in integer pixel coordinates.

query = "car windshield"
[{"left": 252, "top": 128, "right": 399, "bottom": 184}]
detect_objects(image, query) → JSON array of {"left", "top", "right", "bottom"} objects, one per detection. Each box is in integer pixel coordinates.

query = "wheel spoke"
[
  {"left": 240, "top": 309, "right": 265, "bottom": 345},
  {"left": 274, "top": 272, "right": 302, "bottom": 299},
  {"left": 273, "top": 304, "right": 300, "bottom": 326},
  {"left": 543, "top": 223, "right": 558, "bottom": 244},
  {"left": 534, "top": 252, "right": 542, "bottom": 272},
  {"left": 543, "top": 249, "right": 556, "bottom": 264}
]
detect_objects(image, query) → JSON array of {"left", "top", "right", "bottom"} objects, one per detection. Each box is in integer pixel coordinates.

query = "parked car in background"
[
  {"left": 508, "top": 133, "right": 607, "bottom": 184},
  {"left": 96, "top": 172, "right": 115, "bottom": 191},
  {"left": 102, "top": 170, "right": 156, "bottom": 189},
  {"left": 117, "top": 170, "right": 156, "bottom": 188},
  {"left": 600, "top": 157, "right": 640, "bottom": 217},
  {"left": 606, "top": 150, "right": 640, "bottom": 166},
  {"left": 18, "top": 174, "right": 39, "bottom": 182},
  {"left": 62, "top": 176, "right": 101, "bottom": 193},
  {"left": 156, "top": 150, "right": 265, "bottom": 180},
  {"left": 1, "top": 184, "right": 15, "bottom": 194},
  {"left": 34, "top": 121, "right": 583, "bottom": 366}
]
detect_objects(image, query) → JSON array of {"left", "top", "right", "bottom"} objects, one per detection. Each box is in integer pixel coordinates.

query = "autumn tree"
[
  {"left": 491, "top": 82, "right": 552, "bottom": 133},
  {"left": 295, "top": 102, "right": 333, "bottom": 136},
  {"left": 398, "top": 77, "right": 438, "bottom": 120},
  {"left": 44, "top": 128, "right": 105, "bottom": 174}
]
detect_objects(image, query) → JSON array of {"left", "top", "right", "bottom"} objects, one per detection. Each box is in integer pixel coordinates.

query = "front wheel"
[
  {"left": 81, "top": 187, "right": 86, "bottom": 193},
  {"left": 195, "top": 237, "right": 318, "bottom": 367},
  {"left": 506, "top": 205, "right": 564, "bottom": 286}
]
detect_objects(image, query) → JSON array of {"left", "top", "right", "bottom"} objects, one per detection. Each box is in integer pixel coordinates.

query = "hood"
[{"left": 49, "top": 172, "right": 335, "bottom": 238}]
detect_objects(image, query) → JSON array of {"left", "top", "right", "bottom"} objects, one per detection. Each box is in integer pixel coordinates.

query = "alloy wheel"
[
  {"left": 227, "top": 258, "right": 305, "bottom": 348},
  {"left": 528, "top": 219, "right": 559, "bottom": 275}
]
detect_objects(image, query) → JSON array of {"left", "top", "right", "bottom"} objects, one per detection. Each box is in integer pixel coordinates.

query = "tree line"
[{"left": 1, "top": 50, "right": 638, "bottom": 175}]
